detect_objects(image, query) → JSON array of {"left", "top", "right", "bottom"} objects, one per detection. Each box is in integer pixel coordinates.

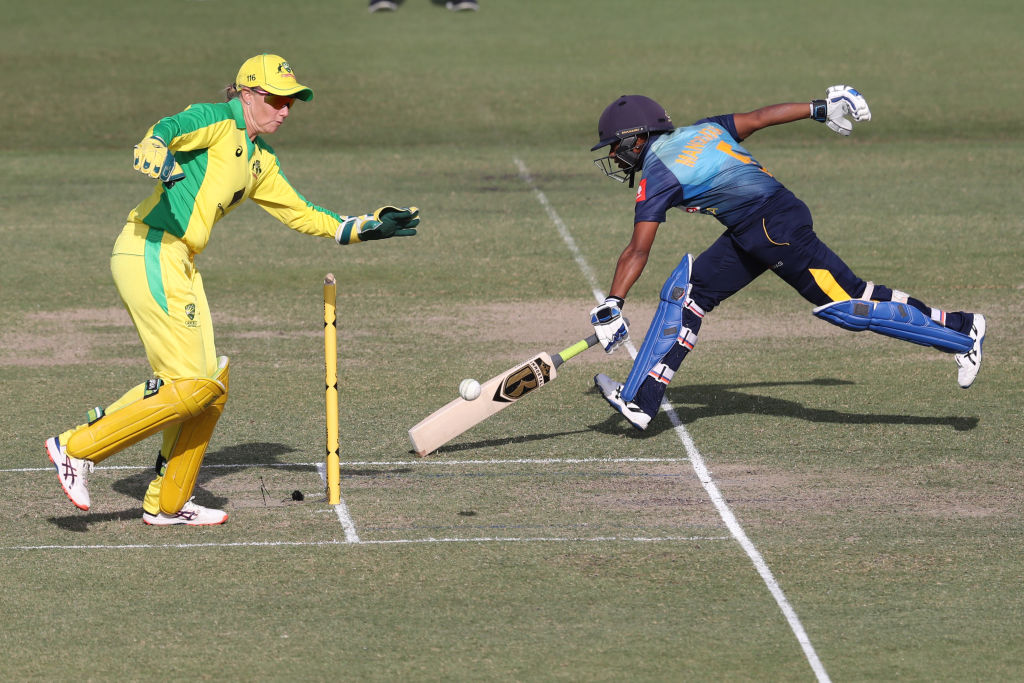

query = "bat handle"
[
  {"left": 553, "top": 333, "right": 600, "bottom": 369},
  {"left": 552, "top": 317, "right": 629, "bottom": 368}
]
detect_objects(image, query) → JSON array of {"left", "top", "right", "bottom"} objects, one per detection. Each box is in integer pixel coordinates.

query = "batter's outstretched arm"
[
  {"left": 732, "top": 102, "right": 811, "bottom": 140},
  {"left": 609, "top": 221, "right": 660, "bottom": 300},
  {"left": 733, "top": 86, "right": 871, "bottom": 139}
]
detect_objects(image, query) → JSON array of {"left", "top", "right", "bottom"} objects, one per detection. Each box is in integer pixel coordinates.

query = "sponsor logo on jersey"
[{"left": 635, "top": 178, "right": 647, "bottom": 202}]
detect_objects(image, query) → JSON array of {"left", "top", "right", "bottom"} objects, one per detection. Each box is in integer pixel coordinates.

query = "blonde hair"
[{"left": 224, "top": 83, "right": 242, "bottom": 102}]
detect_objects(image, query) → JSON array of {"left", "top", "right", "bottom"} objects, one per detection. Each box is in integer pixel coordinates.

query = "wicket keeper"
[
  {"left": 588, "top": 88, "right": 986, "bottom": 430},
  {"left": 46, "top": 54, "right": 421, "bottom": 524}
]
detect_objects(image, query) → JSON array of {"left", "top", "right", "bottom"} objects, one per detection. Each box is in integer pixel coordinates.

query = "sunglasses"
[{"left": 248, "top": 87, "right": 295, "bottom": 110}]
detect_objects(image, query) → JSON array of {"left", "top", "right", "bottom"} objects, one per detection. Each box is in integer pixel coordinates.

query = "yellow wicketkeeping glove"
[{"left": 133, "top": 136, "right": 185, "bottom": 185}]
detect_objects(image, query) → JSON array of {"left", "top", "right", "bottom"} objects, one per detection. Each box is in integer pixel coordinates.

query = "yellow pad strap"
[
  {"left": 160, "top": 357, "right": 230, "bottom": 513},
  {"left": 66, "top": 376, "right": 225, "bottom": 462}
]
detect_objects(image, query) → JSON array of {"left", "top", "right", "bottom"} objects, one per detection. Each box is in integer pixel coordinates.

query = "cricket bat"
[{"left": 408, "top": 333, "right": 601, "bottom": 456}]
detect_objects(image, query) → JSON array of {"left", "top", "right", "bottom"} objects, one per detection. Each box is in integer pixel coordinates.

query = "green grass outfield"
[{"left": 2, "top": 0, "right": 1022, "bottom": 679}]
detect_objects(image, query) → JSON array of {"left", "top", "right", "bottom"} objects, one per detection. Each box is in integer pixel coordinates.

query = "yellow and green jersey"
[{"left": 128, "top": 98, "right": 344, "bottom": 254}]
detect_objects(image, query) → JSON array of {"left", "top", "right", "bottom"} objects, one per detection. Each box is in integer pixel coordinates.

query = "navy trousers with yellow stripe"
[
  {"left": 690, "top": 193, "right": 864, "bottom": 312},
  {"left": 629, "top": 192, "right": 969, "bottom": 418}
]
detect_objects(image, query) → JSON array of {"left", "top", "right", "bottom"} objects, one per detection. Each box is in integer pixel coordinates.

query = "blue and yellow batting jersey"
[
  {"left": 128, "top": 98, "right": 344, "bottom": 255},
  {"left": 633, "top": 114, "right": 786, "bottom": 228}
]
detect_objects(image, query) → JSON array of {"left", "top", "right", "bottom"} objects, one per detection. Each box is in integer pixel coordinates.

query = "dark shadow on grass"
[
  {"left": 48, "top": 508, "right": 141, "bottom": 533},
  {"left": 593, "top": 377, "right": 978, "bottom": 437},
  {"left": 48, "top": 442, "right": 305, "bottom": 531},
  {"left": 108, "top": 442, "right": 303, "bottom": 502},
  {"left": 409, "top": 429, "right": 592, "bottom": 457}
]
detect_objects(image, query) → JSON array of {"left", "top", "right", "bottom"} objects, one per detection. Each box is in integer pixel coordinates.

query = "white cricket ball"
[{"left": 459, "top": 378, "right": 481, "bottom": 401}]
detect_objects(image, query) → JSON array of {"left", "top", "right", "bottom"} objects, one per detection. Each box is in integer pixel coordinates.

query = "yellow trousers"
[{"left": 111, "top": 222, "right": 218, "bottom": 380}]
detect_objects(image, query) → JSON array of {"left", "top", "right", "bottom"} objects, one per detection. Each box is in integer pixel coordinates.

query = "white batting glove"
[
  {"left": 812, "top": 85, "right": 871, "bottom": 136},
  {"left": 590, "top": 297, "right": 629, "bottom": 353}
]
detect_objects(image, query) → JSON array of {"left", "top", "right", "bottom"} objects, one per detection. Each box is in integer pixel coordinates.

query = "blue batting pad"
[
  {"left": 621, "top": 254, "right": 694, "bottom": 401},
  {"left": 813, "top": 299, "right": 972, "bottom": 354}
]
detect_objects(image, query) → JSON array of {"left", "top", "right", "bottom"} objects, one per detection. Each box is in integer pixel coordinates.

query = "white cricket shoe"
[
  {"left": 954, "top": 313, "right": 986, "bottom": 389},
  {"left": 594, "top": 373, "right": 652, "bottom": 430},
  {"left": 46, "top": 436, "right": 92, "bottom": 511},
  {"left": 142, "top": 498, "right": 228, "bottom": 526}
]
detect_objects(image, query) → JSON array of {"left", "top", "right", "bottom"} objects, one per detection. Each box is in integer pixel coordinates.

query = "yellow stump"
[{"left": 324, "top": 273, "right": 341, "bottom": 505}]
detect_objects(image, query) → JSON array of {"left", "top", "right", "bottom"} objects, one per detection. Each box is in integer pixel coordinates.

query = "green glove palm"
[
  {"left": 336, "top": 206, "right": 420, "bottom": 244},
  {"left": 362, "top": 206, "right": 420, "bottom": 240}
]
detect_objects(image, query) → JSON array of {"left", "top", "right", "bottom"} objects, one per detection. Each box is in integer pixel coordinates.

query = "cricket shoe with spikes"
[
  {"left": 954, "top": 313, "right": 986, "bottom": 389},
  {"left": 46, "top": 436, "right": 92, "bottom": 511},
  {"left": 594, "top": 373, "right": 652, "bottom": 430},
  {"left": 142, "top": 498, "right": 228, "bottom": 526}
]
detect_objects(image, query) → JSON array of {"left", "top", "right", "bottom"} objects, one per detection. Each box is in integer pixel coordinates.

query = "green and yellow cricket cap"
[{"left": 235, "top": 54, "right": 314, "bottom": 101}]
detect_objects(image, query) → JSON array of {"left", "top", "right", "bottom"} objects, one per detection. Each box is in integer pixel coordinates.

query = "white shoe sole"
[
  {"left": 594, "top": 374, "right": 651, "bottom": 430},
  {"left": 142, "top": 511, "right": 228, "bottom": 526}
]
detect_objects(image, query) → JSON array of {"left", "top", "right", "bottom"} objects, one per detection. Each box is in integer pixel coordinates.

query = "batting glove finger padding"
[
  {"left": 813, "top": 85, "right": 871, "bottom": 136},
  {"left": 590, "top": 297, "right": 629, "bottom": 353}
]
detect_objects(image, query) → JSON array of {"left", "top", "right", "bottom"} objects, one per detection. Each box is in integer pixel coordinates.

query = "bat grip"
[
  {"left": 553, "top": 334, "right": 600, "bottom": 369},
  {"left": 552, "top": 317, "right": 628, "bottom": 368}
]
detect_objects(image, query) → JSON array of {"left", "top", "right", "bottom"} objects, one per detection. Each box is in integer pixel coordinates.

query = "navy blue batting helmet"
[{"left": 591, "top": 95, "right": 674, "bottom": 151}]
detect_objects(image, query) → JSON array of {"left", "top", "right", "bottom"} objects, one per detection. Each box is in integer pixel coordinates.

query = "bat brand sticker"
[{"left": 495, "top": 357, "right": 552, "bottom": 402}]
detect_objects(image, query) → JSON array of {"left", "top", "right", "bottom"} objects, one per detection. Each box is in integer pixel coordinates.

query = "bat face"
[
  {"left": 409, "top": 352, "right": 557, "bottom": 456},
  {"left": 494, "top": 356, "right": 553, "bottom": 402},
  {"left": 407, "top": 331, "right": 599, "bottom": 457}
]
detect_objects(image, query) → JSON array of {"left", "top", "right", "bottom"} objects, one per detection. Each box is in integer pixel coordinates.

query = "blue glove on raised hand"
[
  {"left": 812, "top": 85, "right": 871, "bottom": 136},
  {"left": 335, "top": 206, "right": 420, "bottom": 244},
  {"left": 590, "top": 297, "right": 629, "bottom": 353}
]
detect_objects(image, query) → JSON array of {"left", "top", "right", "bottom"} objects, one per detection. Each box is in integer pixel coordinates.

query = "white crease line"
[
  {"left": 4, "top": 457, "right": 689, "bottom": 474},
  {"left": 2, "top": 536, "right": 730, "bottom": 551},
  {"left": 515, "top": 157, "right": 831, "bottom": 683},
  {"left": 356, "top": 535, "right": 729, "bottom": 545},
  {"left": 316, "top": 462, "right": 360, "bottom": 543},
  {"left": 514, "top": 157, "right": 607, "bottom": 303}
]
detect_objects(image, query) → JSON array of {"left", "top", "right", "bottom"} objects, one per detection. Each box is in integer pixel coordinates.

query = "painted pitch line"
[
  {"left": 316, "top": 462, "right": 360, "bottom": 543},
  {"left": 515, "top": 158, "right": 831, "bottom": 683},
  {"left": 514, "top": 157, "right": 605, "bottom": 304},
  {"left": 2, "top": 535, "right": 730, "bottom": 552},
  {"left": 4, "top": 457, "right": 689, "bottom": 474},
  {"left": 355, "top": 535, "right": 730, "bottom": 545}
]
